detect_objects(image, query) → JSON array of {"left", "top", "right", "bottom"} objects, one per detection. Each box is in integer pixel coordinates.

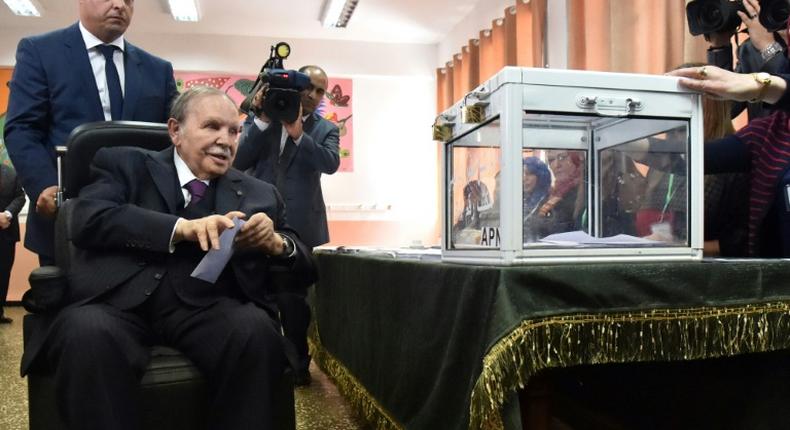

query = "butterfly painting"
[
  {"left": 326, "top": 84, "right": 350, "bottom": 107},
  {"left": 323, "top": 112, "right": 353, "bottom": 139},
  {"left": 322, "top": 78, "right": 353, "bottom": 172}
]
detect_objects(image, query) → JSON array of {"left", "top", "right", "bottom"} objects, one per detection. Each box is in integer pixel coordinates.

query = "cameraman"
[
  {"left": 706, "top": 0, "right": 788, "bottom": 120},
  {"left": 234, "top": 65, "right": 340, "bottom": 386}
]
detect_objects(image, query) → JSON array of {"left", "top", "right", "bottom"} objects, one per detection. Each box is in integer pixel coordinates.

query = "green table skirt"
[{"left": 309, "top": 253, "right": 790, "bottom": 429}]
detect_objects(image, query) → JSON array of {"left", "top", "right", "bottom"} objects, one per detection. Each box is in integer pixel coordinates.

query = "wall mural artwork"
[
  {"left": 175, "top": 72, "right": 354, "bottom": 172},
  {"left": 175, "top": 72, "right": 256, "bottom": 108},
  {"left": 0, "top": 69, "right": 353, "bottom": 172},
  {"left": 322, "top": 78, "right": 353, "bottom": 172}
]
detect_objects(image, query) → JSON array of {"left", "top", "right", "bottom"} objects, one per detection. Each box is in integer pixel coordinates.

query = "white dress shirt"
[
  {"left": 79, "top": 22, "right": 126, "bottom": 121},
  {"left": 173, "top": 150, "right": 209, "bottom": 207}
]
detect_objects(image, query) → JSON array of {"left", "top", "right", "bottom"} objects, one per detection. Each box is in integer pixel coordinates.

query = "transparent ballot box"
[{"left": 440, "top": 67, "right": 702, "bottom": 264}]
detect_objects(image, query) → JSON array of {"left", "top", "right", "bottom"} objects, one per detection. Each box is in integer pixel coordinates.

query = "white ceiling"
[{"left": 0, "top": 0, "right": 483, "bottom": 45}]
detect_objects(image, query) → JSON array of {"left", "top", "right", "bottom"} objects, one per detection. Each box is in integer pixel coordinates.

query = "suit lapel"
[
  {"left": 65, "top": 23, "right": 104, "bottom": 120},
  {"left": 146, "top": 148, "right": 180, "bottom": 214},
  {"left": 215, "top": 172, "right": 243, "bottom": 215},
  {"left": 121, "top": 43, "right": 142, "bottom": 120},
  {"left": 304, "top": 114, "right": 316, "bottom": 133}
]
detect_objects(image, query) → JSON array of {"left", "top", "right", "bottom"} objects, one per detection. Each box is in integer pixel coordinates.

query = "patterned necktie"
[
  {"left": 97, "top": 44, "right": 123, "bottom": 120},
  {"left": 184, "top": 179, "right": 208, "bottom": 206}
]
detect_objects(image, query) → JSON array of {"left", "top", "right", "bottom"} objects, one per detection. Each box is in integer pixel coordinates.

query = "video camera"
[
  {"left": 249, "top": 42, "right": 311, "bottom": 124},
  {"left": 686, "top": 0, "right": 790, "bottom": 36}
]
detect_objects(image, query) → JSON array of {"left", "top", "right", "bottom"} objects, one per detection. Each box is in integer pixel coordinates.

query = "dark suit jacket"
[
  {"left": 234, "top": 112, "right": 340, "bottom": 248},
  {"left": 0, "top": 164, "right": 26, "bottom": 244},
  {"left": 3, "top": 23, "right": 178, "bottom": 257},
  {"left": 20, "top": 146, "right": 316, "bottom": 375}
]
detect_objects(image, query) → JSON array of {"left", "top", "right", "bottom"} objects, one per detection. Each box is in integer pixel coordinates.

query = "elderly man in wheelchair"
[{"left": 20, "top": 86, "right": 315, "bottom": 430}]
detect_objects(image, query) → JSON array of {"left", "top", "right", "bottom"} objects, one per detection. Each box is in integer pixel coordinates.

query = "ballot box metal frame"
[{"left": 440, "top": 67, "right": 704, "bottom": 265}]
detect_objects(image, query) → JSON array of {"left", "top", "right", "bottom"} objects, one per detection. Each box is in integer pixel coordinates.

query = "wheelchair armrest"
[{"left": 23, "top": 266, "right": 67, "bottom": 314}]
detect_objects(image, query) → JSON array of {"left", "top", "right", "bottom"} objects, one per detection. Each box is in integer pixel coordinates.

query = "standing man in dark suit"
[
  {"left": 4, "top": 0, "right": 178, "bottom": 265},
  {"left": 0, "top": 163, "right": 26, "bottom": 324},
  {"left": 22, "top": 87, "right": 316, "bottom": 429},
  {"left": 235, "top": 64, "right": 340, "bottom": 385}
]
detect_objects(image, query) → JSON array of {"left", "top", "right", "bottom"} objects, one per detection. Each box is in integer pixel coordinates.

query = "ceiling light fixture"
[
  {"left": 3, "top": 0, "right": 42, "bottom": 17},
  {"left": 319, "top": 0, "right": 359, "bottom": 28},
  {"left": 168, "top": 0, "right": 200, "bottom": 22}
]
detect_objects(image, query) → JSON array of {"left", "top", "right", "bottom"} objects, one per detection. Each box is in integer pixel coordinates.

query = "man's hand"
[
  {"left": 0, "top": 213, "right": 11, "bottom": 230},
  {"left": 738, "top": 0, "right": 774, "bottom": 52},
  {"left": 252, "top": 84, "right": 271, "bottom": 123},
  {"left": 174, "top": 211, "right": 245, "bottom": 251},
  {"left": 35, "top": 185, "right": 58, "bottom": 219},
  {"left": 234, "top": 212, "right": 285, "bottom": 255},
  {"left": 282, "top": 104, "right": 304, "bottom": 141}
]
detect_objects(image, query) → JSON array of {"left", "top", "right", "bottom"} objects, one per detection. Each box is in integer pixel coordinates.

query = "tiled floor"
[{"left": 0, "top": 306, "right": 365, "bottom": 430}]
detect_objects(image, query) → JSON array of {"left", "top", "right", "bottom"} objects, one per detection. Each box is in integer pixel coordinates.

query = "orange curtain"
[
  {"left": 567, "top": 0, "right": 707, "bottom": 74},
  {"left": 436, "top": 68, "right": 450, "bottom": 113},
  {"left": 435, "top": 0, "right": 547, "bottom": 113}
]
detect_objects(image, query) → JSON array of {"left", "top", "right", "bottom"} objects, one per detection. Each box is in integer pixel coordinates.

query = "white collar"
[
  {"left": 173, "top": 149, "right": 209, "bottom": 188},
  {"left": 78, "top": 21, "right": 125, "bottom": 52}
]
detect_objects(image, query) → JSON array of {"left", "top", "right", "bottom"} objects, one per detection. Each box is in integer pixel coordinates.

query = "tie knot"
[
  {"left": 97, "top": 44, "right": 118, "bottom": 60},
  {"left": 185, "top": 179, "right": 208, "bottom": 205}
]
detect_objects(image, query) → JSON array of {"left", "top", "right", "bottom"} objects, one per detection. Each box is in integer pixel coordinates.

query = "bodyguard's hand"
[
  {"left": 174, "top": 211, "right": 245, "bottom": 251},
  {"left": 234, "top": 212, "right": 285, "bottom": 255},
  {"left": 35, "top": 185, "right": 59, "bottom": 219},
  {"left": 0, "top": 214, "right": 10, "bottom": 230},
  {"left": 282, "top": 104, "right": 304, "bottom": 141}
]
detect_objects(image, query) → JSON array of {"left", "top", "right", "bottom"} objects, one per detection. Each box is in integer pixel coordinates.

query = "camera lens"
[
  {"left": 700, "top": 3, "right": 723, "bottom": 28},
  {"left": 761, "top": 0, "right": 790, "bottom": 31}
]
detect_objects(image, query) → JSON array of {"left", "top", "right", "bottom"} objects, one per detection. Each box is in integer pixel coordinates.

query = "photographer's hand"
[
  {"left": 252, "top": 84, "right": 271, "bottom": 123},
  {"left": 282, "top": 104, "right": 304, "bottom": 141},
  {"left": 738, "top": 0, "right": 774, "bottom": 51}
]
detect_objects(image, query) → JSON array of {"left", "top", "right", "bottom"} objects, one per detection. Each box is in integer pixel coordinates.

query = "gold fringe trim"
[
  {"left": 308, "top": 323, "right": 403, "bottom": 430},
  {"left": 469, "top": 301, "right": 790, "bottom": 430}
]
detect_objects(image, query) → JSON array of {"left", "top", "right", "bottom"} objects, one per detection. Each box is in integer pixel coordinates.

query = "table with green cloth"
[{"left": 308, "top": 251, "right": 790, "bottom": 430}]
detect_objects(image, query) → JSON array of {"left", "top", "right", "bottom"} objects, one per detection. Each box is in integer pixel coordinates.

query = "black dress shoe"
[
  {"left": 0, "top": 316, "right": 12, "bottom": 324},
  {"left": 294, "top": 367, "right": 312, "bottom": 387}
]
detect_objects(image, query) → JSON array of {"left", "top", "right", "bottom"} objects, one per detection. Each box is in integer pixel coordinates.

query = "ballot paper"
[
  {"left": 191, "top": 217, "right": 245, "bottom": 283},
  {"left": 539, "top": 231, "right": 661, "bottom": 246}
]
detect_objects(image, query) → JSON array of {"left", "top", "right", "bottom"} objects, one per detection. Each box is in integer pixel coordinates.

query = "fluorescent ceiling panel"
[
  {"left": 168, "top": 0, "right": 200, "bottom": 22},
  {"left": 320, "top": 0, "right": 359, "bottom": 28},
  {"left": 3, "top": 0, "right": 42, "bottom": 17}
]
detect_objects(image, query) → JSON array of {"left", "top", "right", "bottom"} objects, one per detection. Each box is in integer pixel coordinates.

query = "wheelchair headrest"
[{"left": 62, "top": 121, "right": 172, "bottom": 199}]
